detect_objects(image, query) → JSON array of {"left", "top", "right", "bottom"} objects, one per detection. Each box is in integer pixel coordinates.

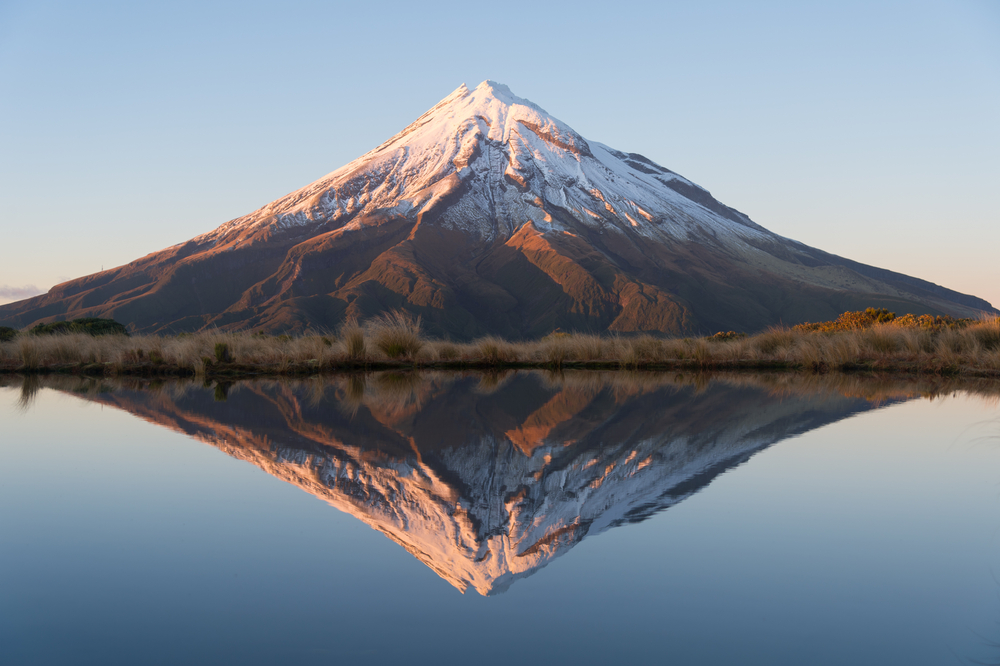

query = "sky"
[{"left": 1, "top": 0, "right": 998, "bottom": 309}]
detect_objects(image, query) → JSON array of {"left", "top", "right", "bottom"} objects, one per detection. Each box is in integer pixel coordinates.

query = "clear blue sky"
[{"left": 1, "top": 0, "right": 998, "bottom": 309}]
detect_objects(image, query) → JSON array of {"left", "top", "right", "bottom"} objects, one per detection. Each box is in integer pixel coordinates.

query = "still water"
[{"left": 1, "top": 371, "right": 998, "bottom": 665}]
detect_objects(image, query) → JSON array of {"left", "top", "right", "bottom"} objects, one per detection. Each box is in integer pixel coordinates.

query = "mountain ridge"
[{"left": 1, "top": 80, "right": 993, "bottom": 336}]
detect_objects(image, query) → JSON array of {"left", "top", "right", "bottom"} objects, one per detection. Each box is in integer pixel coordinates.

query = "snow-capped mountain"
[
  {"left": 73, "top": 372, "right": 897, "bottom": 595},
  {"left": 207, "top": 81, "right": 768, "bottom": 245},
  {"left": 1, "top": 81, "right": 992, "bottom": 335}
]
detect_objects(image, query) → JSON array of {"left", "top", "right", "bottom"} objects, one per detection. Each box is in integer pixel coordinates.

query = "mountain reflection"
[{"left": 15, "top": 371, "right": 990, "bottom": 595}]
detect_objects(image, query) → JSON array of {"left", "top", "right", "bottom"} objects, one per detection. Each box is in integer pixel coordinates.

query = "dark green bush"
[
  {"left": 0, "top": 326, "right": 18, "bottom": 342},
  {"left": 214, "top": 342, "right": 232, "bottom": 363},
  {"left": 30, "top": 318, "right": 129, "bottom": 337}
]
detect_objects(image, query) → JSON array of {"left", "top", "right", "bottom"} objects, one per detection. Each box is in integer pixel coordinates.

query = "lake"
[{"left": 2, "top": 371, "right": 998, "bottom": 665}]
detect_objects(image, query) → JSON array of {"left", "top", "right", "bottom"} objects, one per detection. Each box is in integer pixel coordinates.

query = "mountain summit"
[{"left": 1, "top": 81, "right": 993, "bottom": 336}]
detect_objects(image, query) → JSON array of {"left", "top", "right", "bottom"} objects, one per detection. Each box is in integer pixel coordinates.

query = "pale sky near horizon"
[{"left": 1, "top": 0, "right": 998, "bottom": 311}]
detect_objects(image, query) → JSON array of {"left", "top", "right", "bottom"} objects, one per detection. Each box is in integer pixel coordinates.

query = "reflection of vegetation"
[
  {"left": 5, "top": 369, "right": 999, "bottom": 416},
  {"left": 0, "top": 311, "right": 998, "bottom": 378},
  {"left": 15, "top": 375, "right": 42, "bottom": 412},
  {"left": 213, "top": 382, "right": 231, "bottom": 402},
  {"left": 475, "top": 370, "right": 514, "bottom": 394}
]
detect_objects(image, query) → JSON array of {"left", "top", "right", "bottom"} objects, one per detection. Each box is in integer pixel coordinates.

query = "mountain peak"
[
  {"left": 1, "top": 80, "right": 992, "bottom": 336},
  {"left": 471, "top": 79, "right": 535, "bottom": 108}
]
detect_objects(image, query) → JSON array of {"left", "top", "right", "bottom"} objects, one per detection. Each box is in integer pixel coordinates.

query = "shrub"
[
  {"left": 795, "top": 308, "right": 974, "bottom": 334},
  {"left": 214, "top": 342, "right": 231, "bottom": 363},
  {"left": 0, "top": 326, "right": 18, "bottom": 342},
  {"left": 707, "top": 331, "right": 746, "bottom": 342},
  {"left": 30, "top": 318, "right": 129, "bottom": 337}
]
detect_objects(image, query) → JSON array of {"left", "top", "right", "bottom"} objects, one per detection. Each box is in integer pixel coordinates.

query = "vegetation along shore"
[{"left": 1, "top": 309, "right": 999, "bottom": 378}]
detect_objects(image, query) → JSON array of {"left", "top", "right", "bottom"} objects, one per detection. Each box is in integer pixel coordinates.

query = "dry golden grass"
[
  {"left": 368, "top": 311, "right": 423, "bottom": 360},
  {"left": 1, "top": 314, "right": 999, "bottom": 378}
]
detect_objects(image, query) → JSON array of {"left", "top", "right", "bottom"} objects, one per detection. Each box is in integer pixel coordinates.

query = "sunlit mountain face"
[
  {"left": 18, "top": 371, "right": 959, "bottom": 595},
  {"left": 0, "top": 81, "right": 992, "bottom": 336}
]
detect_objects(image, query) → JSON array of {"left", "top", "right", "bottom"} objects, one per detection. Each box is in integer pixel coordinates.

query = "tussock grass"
[
  {"left": 2, "top": 311, "right": 1000, "bottom": 378},
  {"left": 368, "top": 311, "right": 423, "bottom": 360},
  {"left": 475, "top": 336, "right": 518, "bottom": 364},
  {"left": 340, "top": 320, "right": 366, "bottom": 361}
]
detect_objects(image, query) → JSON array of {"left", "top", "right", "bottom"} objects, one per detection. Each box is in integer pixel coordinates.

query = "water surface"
[{"left": 1, "top": 372, "right": 998, "bottom": 665}]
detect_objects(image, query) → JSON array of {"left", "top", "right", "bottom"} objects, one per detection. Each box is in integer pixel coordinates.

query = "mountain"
[
  {"left": 46, "top": 371, "right": 898, "bottom": 595},
  {"left": 1, "top": 81, "right": 993, "bottom": 337}
]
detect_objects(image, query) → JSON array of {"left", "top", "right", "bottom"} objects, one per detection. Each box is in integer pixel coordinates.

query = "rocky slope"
[{"left": 2, "top": 81, "right": 992, "bottom": 336}]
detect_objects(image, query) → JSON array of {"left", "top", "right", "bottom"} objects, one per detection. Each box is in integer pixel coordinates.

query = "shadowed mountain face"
[
  {"left": 0, "top": 82, "right": 993, "bottom": 337},
  {"left": 35, "top": 371, "right": 915, "bottom": 595}
]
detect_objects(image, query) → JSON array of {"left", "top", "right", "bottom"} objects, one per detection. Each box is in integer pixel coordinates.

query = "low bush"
[
  {"left": 30, "top": 318, "right": 129, "bottom": 337},
  {"left": 214, "top": 342, "right": 232, "bottom": 363},
  {"left": 0, "top": 326, "right": 18, "bottom": 342},
  {"left": 707, "top": 331, "right": 746, "bottom": 342}
]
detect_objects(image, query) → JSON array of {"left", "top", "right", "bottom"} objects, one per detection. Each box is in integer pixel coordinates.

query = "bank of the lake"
[{"left": 2, "top": 313, "right": 999, "bottom": 379}]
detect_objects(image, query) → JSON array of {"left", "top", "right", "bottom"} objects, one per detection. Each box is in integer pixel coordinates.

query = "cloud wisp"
[{"left": 0, "top": 284, "right": 45, "bottom": 301}]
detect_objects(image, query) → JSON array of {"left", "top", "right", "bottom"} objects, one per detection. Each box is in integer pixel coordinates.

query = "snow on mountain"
[{"left": 206, "top": 80, "right": 767, "bottom": 247}]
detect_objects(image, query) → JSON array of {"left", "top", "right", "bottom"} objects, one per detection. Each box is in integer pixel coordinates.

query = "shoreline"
[
  {"left": 2, "top": 311, "right": 998, "bottom": 380},
  {"left": 2, "top": 357, "right": 998, "bottom": 379}
]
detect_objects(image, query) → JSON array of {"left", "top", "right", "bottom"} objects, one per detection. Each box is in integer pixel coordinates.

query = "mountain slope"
[{"left": 1, "top": 81, "right": 993, "bottom": 336}]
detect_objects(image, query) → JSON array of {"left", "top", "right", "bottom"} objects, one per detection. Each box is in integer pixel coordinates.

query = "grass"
[{"left": 0, "top": 311, "right": 998, "bottom": 379}]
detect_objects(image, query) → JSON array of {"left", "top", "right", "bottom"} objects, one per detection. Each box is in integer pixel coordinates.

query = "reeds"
[{"left": 1, "top": 313, "right": 999, "bottom": 378}]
